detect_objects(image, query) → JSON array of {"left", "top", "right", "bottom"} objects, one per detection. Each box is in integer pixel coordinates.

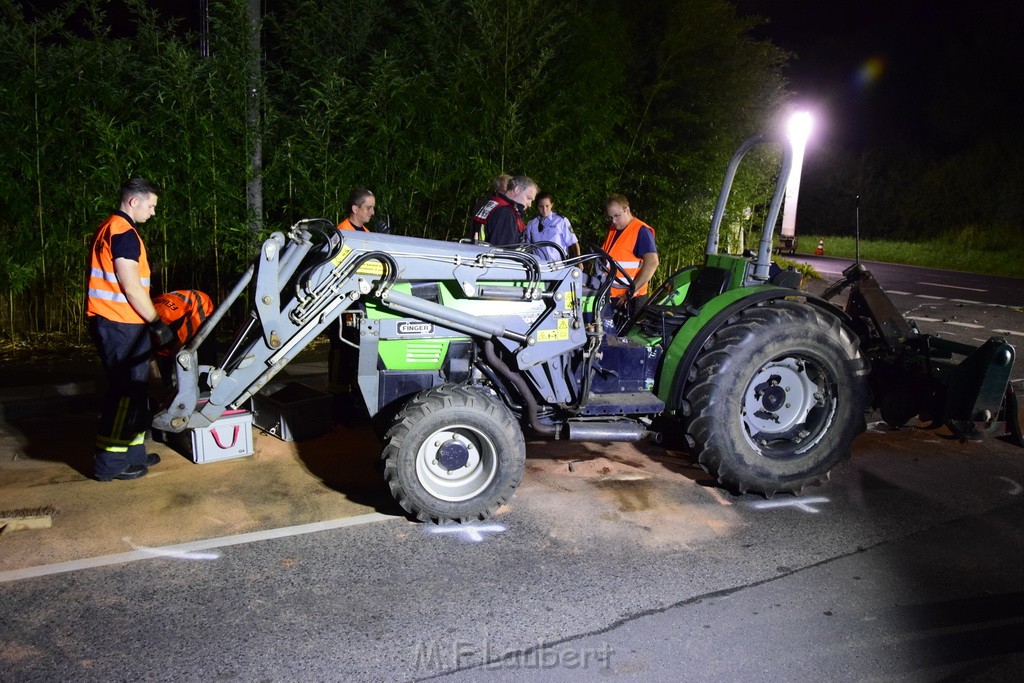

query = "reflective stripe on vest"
[
  {"left": 600, "top": 218, "right": 655, "bottom": 297},
  {"left": 86, "top": 214, "right": 151, "bottom": 323},
  {"left": 88, "top": 268, "right": 152, "bottom": 297}
]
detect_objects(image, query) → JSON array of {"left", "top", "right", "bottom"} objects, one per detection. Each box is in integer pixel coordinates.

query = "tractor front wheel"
[
  {"left": 381, "top": 385, "right": 525, "bottom": 523},
  {"left": 683, "top": 300, "right": 869, "bottom": 495}
]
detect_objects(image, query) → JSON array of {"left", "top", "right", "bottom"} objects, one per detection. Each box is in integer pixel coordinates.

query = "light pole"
[
  {"left": 780, "top": 111, "right": 812, "bottom": 253},
  {"left": 855, "top": 194, "right": 861, "bottom": 264}
]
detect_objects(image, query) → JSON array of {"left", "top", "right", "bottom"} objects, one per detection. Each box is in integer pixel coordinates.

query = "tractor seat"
[
  {"left": 768, "top": 267, "right": 802, "bottom": 289},
  {"left": 636, "top": 266, "right": 731, "bottom": 339},
  {"left": 683, "top": 266, "right": 731, "bottom": 310}
]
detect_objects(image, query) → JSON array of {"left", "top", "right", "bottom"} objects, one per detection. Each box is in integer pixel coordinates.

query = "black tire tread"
[
  {"left": 683, "top": 300, "right": 869, "bottom": 495},
  {"left": 381, "top": 384, "right": 525, "bottom": 523}
]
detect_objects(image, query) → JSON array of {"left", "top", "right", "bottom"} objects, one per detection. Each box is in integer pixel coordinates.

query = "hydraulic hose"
[{"left": 483, "top": 339, "right": 559, "bottom": 437}]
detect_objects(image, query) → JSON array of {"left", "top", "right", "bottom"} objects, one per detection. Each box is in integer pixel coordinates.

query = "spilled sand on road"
[
  {"left": 0, "top": 414, "right": 394, "bottom": 572},
  {"left": 506, "top": 439, "right": 744, "bottom": 551}
]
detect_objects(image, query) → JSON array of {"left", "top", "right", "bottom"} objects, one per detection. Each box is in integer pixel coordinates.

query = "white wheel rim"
[
  {"left": 741, "top": 356, "right": 836, "bottom": 456},
  {"left": 414, "top": 424, "right": 498, "bottom": 502}
]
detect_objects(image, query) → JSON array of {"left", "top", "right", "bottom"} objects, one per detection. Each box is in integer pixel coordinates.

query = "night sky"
[{"left": 732, "top": 0, "right": 1022, "bottom": 158}]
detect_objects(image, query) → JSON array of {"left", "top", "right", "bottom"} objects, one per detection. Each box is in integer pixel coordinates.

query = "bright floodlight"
[
  {"left": 787, "top": 111, "right": 813, "bottom": 147},
  {"left": 780, "top": 111, "right": 813, "bottom": 245}
]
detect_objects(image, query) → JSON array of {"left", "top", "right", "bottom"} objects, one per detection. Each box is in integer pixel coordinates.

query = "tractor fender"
[{"left": 658, "top": 288, "right": 852, "bottom": 411}]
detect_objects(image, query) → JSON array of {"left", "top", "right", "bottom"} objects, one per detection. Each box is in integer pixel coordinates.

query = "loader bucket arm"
[{"left": 153, "top": 223, "right": 604, "bottom": 433}]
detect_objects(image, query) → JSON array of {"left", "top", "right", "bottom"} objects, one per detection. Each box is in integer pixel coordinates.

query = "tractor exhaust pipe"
[{"left": 566, "top": 420, "right": 647, "bottom": 442}]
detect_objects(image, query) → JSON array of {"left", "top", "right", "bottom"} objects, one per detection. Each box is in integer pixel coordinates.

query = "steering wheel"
[{"left": 594, "top": 248, "right": 635, "bottom": 292}]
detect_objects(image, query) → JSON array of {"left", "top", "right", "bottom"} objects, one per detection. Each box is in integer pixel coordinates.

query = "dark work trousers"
[{"left": 89, "top": 315, "right": 152, "bottom": 477}]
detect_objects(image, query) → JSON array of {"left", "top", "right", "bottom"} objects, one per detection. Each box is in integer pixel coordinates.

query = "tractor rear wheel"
[
  {"left": 683, "top": 300, "right": 869, "bottom": 495},
  {"left": 381, "top": 385, "right": 525, "bottom": 523}
]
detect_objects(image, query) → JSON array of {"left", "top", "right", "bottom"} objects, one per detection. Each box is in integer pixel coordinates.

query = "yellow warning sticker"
[
  {"left": 537, "top": 318, "right": 570, "bottom": 342},
  {"left": 331, "top": 244, "right": 386, "bottom": 276},
  {"left": 356, "top": 260, "right": 386, "bottom": 276},
  {"left": 331, "top": 244, "right": 353, "bottom": 267},
  {"left": 564, "top": 290, "right": 575, "bottom": 310}
]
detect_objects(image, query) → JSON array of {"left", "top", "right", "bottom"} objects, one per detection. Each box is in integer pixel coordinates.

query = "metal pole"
[{"left": 855, "top": 195, "right": 861, "bottom": 265}]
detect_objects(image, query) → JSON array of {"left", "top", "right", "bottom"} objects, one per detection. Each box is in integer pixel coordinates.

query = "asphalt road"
[
  {"left": 1, "top": 260, "right": 1022, "bottom": 681},
  {"left": 1, "top": 429, "right": 1021, "bottom": 682},
  {"left": 795, "top": 254, "right": 1023, "bottom": 308}
]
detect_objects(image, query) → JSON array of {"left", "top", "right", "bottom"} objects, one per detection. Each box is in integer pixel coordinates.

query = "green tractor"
[{"left": 154, "top": 133, "right": 1019, "bottom": 522}]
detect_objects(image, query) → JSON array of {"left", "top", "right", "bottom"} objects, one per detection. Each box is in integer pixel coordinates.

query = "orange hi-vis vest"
[
  {"left": 337, "top": 217, "right": 369, "bottom": 232},
  {"left": 601, "top": 217, "right": 655, "bottom": 297},
  {"left": 86, "top": 213, "right": 151, "bottom": 323}
]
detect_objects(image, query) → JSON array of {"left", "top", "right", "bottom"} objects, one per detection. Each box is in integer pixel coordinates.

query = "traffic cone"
[{"left": 815, "top": 238, "right": 824, "bottom": 256}]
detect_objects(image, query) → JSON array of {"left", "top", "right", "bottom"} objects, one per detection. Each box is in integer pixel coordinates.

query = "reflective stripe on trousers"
[{"left": 88, "top": 316, "right": 153, "bottom": 476}]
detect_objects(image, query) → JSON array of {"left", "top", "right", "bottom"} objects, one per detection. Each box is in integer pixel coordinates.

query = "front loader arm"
[{"left": 154, "top": 223, "right": 593, "bottom": 432}]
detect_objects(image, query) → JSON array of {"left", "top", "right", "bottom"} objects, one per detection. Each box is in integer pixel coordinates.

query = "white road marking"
[
  {"left": 910, "top": 316, "right": 1021, "bottom": 339},
  {"left": 0, "top": 512, "right": 398, "bottom": 584},
  {"left": 751, "top": 496, "right": 830, "bottom": 513},
  {"left": 124, "top": 539, "right": 221, "bottom": 561},
  {"left": 429, "top": 523, "right": 505, "bottom": 542},
  {"left": 828, "top": 287, "right": 1019, "bottom": 310},
  {"left": 919, "top": 282, "right": 987, "bottom": 292},
  {"left": 997, "top": 477, "right": 1022, "bottom": 496}
]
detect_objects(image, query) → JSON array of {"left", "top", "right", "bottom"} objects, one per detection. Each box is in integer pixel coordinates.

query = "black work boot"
[{"left": 95, "top": 464, "right": 149, "bottom": 482}]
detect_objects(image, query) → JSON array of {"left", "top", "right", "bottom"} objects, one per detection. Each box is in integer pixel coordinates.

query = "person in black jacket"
[
  {"left": 466, "top": 174, "right": 512, "bottom": 241},
  {"left": 470, "top": 175, "right": 538, "bottom": 247}
]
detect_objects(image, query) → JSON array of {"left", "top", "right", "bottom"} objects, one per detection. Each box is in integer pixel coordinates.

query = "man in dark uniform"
[
  {"left": 470, "top": 175, "right": 538, "bottom": 247},
  {"left": 467, "top": 174, "right": 511, "bottom": 242},
  {"left": 86, "top": 178, "right": 175, "bottom": 481}
]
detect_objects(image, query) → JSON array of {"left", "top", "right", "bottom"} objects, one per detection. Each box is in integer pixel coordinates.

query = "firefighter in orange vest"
[
  {"left": 337, "top": 187, "right": 376, "bottom": 232},
  {"left": 600, "top": 194, "right": 660, "bottom": 316},
  {"left": 86, "top": 178, "right": 175, "bottom": 481}
]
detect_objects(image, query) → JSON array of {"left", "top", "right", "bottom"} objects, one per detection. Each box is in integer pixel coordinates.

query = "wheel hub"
[
  {"left": 743, "top": 358, "right": 823, "bottom": 442},
  {"left": 415, "top": 425, "right": 497, "bottom": 502},
  {"left": 760, "top": 382, "right": 787, "bottom": 412},
  {"left": 437, "top": 439, "right": 470, "bottom": 470}
]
